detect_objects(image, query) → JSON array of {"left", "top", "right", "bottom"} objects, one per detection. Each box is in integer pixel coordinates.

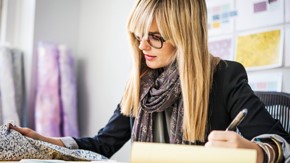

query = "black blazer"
[{"left": 74, "top": 60, "right": 290, "bottom": 158}]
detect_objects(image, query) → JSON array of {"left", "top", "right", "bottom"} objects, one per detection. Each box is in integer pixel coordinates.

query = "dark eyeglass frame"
[{"left": 135, "top": 32, "right": 166, "bottom": 49}]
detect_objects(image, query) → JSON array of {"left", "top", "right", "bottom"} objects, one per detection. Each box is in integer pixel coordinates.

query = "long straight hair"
[{"left": 121, "top": 0, "right": 220, "bottom": 142}]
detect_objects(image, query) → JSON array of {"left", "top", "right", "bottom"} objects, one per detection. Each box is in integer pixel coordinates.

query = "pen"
[{"left": 226, "top": 108, "right": 248, "bottom": 131}]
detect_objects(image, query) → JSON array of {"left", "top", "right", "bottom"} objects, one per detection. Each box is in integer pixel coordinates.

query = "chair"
[{"left": 254, "top": 91, "right": 290, "bottom": 134}]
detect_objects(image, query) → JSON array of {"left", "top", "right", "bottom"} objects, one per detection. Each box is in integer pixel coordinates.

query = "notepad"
[{"left": 131, "top": 142, "right": 257, "bottom": 163}]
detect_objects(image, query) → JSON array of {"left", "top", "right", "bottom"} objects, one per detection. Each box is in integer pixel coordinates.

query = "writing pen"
[{"left": 226, "top": 108, "right": 248, "bottom": 131}]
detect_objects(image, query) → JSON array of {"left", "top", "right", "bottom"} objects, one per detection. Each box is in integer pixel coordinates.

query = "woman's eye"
[{"left": 151, "top": 35, "right": 160, "bottom": 41}]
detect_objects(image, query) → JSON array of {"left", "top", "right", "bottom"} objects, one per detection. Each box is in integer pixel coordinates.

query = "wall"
[{"left": 76, "top": 0, "right": 133, "bottom": 162}]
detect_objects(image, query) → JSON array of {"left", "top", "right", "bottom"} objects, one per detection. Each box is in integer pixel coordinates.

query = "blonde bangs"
[
  {"left": 154, "top": 9, "right": 173, "bottom": 45},
  {"left": 127, "top": 1, "right": 157, "bottom": 38}
]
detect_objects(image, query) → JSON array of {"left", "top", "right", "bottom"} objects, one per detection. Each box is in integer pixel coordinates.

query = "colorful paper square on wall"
[{"left": 235, "top": 27, "right": 283, "bottom": 71}]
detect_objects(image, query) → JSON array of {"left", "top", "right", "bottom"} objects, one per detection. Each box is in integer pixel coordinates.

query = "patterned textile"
[
  {"left": 58, "top": 45, "right": 79, "bottom": 137},
  {"left": 132, "top": 62, "right": 184, "bottom": 143},
  {"left": 0, "top": 46, "right": 23, "bottom": 126},
  {"left": 0, "top": 123, "right": 107, "bottom": 161},
  {"left": 35, "top": 42, "right": 62, "bottom": 137}
]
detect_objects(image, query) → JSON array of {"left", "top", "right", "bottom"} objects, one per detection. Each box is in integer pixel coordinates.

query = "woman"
[{"left": 12, "top": 0, "right": 290, "bottom": 162}]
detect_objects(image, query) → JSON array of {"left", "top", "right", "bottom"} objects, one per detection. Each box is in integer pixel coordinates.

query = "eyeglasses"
[{"left": 135, "top": 33, "right": 166, "bottom": 49}]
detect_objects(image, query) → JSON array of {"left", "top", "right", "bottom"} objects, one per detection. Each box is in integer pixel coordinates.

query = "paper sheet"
[
  {"left": 208, "top": 35, "right": 235, "bottom": 60},
  {"left": 236, "top": 0, "right": 284, "bottom": 31},
  {"left": 235, "top": 26, "right": 283, "bottom": 71},
  {"left": 131, "top": 142, "right": 256, "bottom": 163},
  {"left": 206, "top": 0, "right": 236, "bottom": 36},
  {"left": 248, "top": 72, "right": 282, "bottom": 92}
]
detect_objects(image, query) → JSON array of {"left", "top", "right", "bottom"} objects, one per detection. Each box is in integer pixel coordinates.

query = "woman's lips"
[{"left": 144, "top": 54, "right": 156, "bottom": 61}]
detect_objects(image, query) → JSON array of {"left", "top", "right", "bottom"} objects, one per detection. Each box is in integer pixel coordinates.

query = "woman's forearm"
[{"left": 41, "top": 136, "right": 65, "bottom": 147}]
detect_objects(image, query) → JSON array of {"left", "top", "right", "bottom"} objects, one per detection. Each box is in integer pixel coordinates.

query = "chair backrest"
[{"left": 254, "top": 91, "right": 290, "bottom": 134}]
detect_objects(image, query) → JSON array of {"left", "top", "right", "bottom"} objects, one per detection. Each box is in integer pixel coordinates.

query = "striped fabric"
[{"left": 255, "top": 91, "right": 290, "bottom": 134}]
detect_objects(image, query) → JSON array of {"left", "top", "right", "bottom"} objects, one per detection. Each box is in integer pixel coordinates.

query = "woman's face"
[{"left": 136, "top": 20, "right": 176, "bottom": 69}]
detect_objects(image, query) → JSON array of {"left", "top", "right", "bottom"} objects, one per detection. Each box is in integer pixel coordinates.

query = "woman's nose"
[{"left": 139, "top": 39, "right": 151, "bottom": 50}]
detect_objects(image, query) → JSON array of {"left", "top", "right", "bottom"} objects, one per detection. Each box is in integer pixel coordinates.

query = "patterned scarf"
[{"left": 132, "top": 63, "right": 184, "bottom": 143}]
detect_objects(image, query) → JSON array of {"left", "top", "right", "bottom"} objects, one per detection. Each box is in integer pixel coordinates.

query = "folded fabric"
[
  {"left": 34, "top": 42, "right": 80, "bottom": 137},
  {"left": 58, "top": 45, "right": 79, "bottom": 137},
  {"left": 35, "top": 42, "right": 62, "bottom": 137},
  {"left": 0, "top": 123, "right": 107, "bottom": 161},
  {"left": 0, "top": 46, "right": 20, "bottom": 125},
  {"left": 10, "top": 48, "right": 25, "bottom": 126}
]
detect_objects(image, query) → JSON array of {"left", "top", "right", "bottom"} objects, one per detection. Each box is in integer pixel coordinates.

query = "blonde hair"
[{"left": 120, "top": 0, "right": 220, "bottom": 142}]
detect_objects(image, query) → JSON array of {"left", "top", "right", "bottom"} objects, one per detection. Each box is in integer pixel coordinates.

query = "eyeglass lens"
[{"left": 135, "top": 34, "right": 165, "bottom": 49}]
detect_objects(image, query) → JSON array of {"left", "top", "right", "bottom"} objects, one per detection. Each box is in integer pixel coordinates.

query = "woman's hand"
[
  {"left": 9, "top": 124, "right": 65, "bottom": 147},
  {"left": 9, "top": 124, "right": 41, "bottom": 140},
  {"left": 205, "top": 130, "right": 264, "bottom": 163}
]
